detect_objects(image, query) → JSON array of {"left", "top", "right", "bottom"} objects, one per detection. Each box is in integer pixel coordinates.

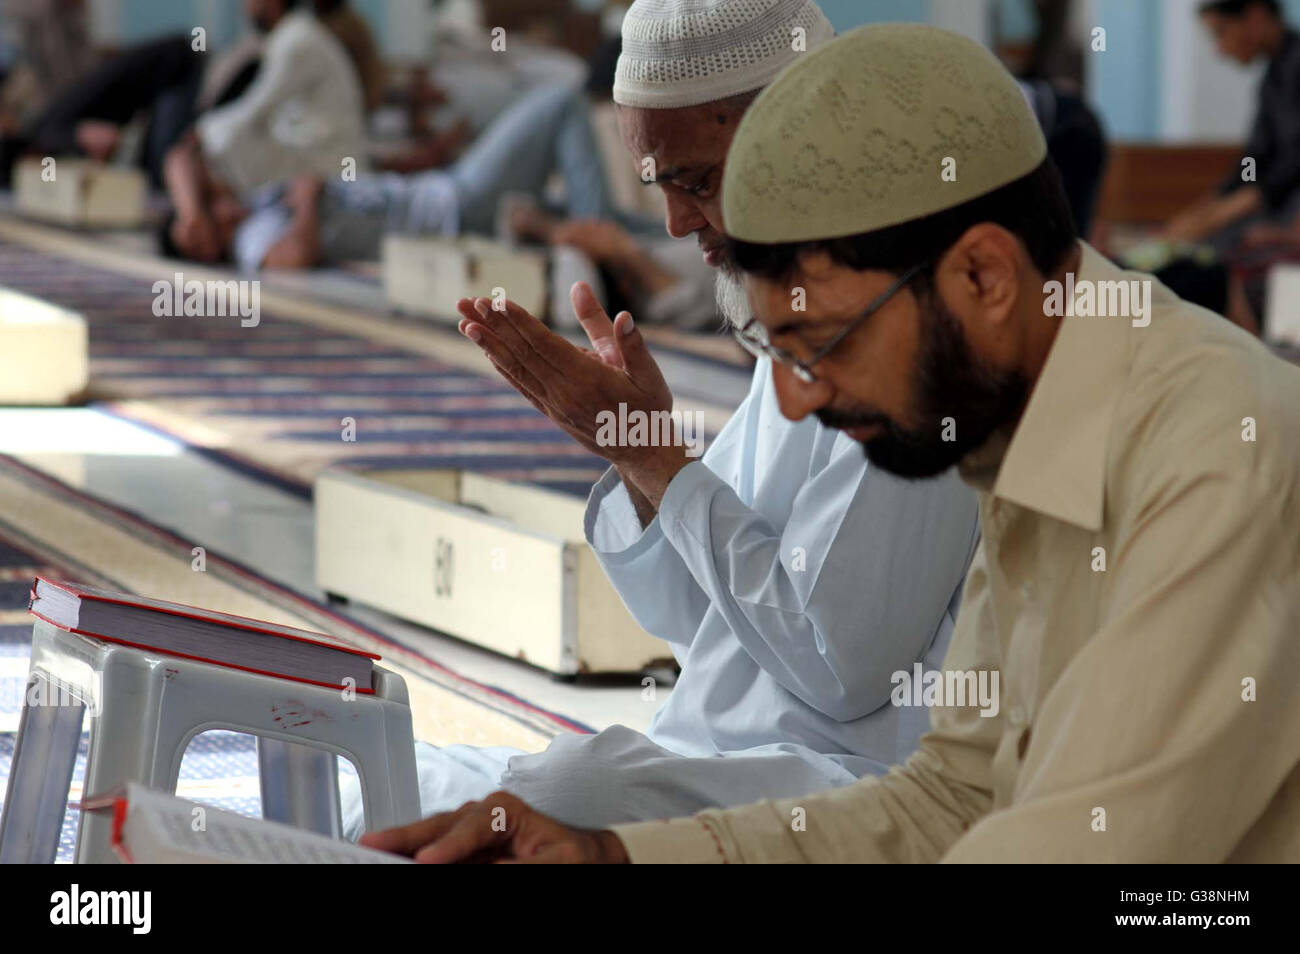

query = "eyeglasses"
[{"left": 732, "top": 263, "right": 927, "bottom": 383}]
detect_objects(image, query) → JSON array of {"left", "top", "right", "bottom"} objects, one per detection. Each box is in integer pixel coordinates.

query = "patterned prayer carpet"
[
  {"left": 0, "top": 452, "right": 591, "bottom": 862},
  {"left": 0, "top": 219, "right": 743, "bottom": 500},
  {"left": 0, "top": 216, "right": 737, "bottom": 861}
]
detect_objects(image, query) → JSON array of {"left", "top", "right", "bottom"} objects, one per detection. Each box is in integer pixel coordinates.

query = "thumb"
[
  {"left": 612, "top": 311, "right": 665, "bottom": 389},
  {"left": 569, "top": 282, "right": 622, "bottom": 368}
]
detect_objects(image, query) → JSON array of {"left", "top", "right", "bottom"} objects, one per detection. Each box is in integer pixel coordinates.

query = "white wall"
[
  {"left": 929, "top": 0, "right": 993, "bottom": 46},
  {"left": 87, "top": 0, "right": 122, "bottom": 45},
  {"left": 385, "top": 0, "right": 437, "bottom": 63}
]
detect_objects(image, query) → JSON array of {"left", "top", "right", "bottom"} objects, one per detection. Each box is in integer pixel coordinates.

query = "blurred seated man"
[
  {"left": 1164, "top": 0, "right": 1300, "bottom": 249},
  {"left": 161, "top": 83, "right": 620, "bottom": 269},
  {"left": 0, "top": 0, "right": 352, "bottom": 190},
  {"left": 193, "top": 0, "right": 368, "bottom": 196},
  {"left": 0, "top": 0, "right": 464, "bottom": 190},
  {"left": 0, "top": 29, "right": 260, "bottom": 188},
  {"left": 0, "top": 0, "right": 94, "bottom": 131}
]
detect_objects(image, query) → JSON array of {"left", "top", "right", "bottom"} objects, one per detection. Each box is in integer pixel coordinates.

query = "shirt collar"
[{"left": 959, "top": 242, "right": 1135, "bottom": 531}]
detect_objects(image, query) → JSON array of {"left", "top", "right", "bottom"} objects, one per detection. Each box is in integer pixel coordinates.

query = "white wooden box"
[
  {"left": 315, "top": 468, "right": 672, "bottom": 675},
  {"left": 14, "top": 157, "right": 147, "bottom": 229},
  {"left": 382, "top": 235, "right": 548, "bottom": 324},
  {"left": 0, "top": 286, "right": 88, "bottom": 405}
]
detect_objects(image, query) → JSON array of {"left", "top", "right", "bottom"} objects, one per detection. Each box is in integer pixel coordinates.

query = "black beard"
[{"left": 820, "top": 293, "right": 1027, "bottom": 479}]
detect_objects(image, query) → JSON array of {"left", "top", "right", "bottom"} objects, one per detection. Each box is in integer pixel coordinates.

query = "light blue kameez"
[{"left": 343, "top": 359, "right": 979, "bottom": 836}]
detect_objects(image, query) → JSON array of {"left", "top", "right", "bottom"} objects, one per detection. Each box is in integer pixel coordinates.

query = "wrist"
[
  {"left": 615, "top": 466, "right": 658, "bottom": 528},
  {"left": 618, "top": 446, "right": 691, "bottom": 509}
]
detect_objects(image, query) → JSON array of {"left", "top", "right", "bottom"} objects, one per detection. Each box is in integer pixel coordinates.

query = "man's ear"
[{"left": 939, "top": 223, "right": 1023, "bottom": 328}]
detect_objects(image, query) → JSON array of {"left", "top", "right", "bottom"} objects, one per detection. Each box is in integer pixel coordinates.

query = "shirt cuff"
[
  {"left": 612, "top": 817, "right": 733, "bottom": 864},
  {"left": 584, "top": 466, "right": 666, "bottom": 564},
  {"left": 655, "top": 460, "right": 722, "bottom": 549}
]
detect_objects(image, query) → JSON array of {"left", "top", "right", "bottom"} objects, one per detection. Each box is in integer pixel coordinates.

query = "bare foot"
[{"left": 75, "top": 120, "right": 121, "bottom": 162}]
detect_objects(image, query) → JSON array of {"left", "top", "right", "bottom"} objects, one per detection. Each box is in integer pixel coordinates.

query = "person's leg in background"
[
  {"left": 142, "top": 72, "right": 203, "bottom": 188},
  {"left": 257, "top": 83, "right": 630, "bottom": 268},
  {"left": 309, "top": 170, "right": 459, "bottom": 264},
  {"left": 447, "top": 83, "right": 620, "bottom": 235},
  {"left": 144, "top": 54, "right": 263, "bottom": 189},
  {"left": 21, "top": 33, "right": 203, "bottom": 165}
]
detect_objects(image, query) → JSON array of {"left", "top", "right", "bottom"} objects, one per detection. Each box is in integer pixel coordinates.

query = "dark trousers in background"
[{"left": 23, "top": 33, "right": 258, "bottom": 187}]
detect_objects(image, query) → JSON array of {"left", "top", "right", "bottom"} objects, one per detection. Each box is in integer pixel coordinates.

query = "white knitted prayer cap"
[{"left": 613, "top": 0, "right": 835, "bottom": 109}]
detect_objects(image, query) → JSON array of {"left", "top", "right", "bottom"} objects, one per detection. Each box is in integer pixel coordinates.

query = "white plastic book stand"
[{"left": 0, "top": 619, "right": 422, "bottom": 864}]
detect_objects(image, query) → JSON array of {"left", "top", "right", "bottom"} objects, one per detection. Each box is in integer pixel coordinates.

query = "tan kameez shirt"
[{"left": 613, "top": 243, "right": 1300, "bottom": 863}]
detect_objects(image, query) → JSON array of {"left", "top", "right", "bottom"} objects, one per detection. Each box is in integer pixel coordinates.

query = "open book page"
[{"left": 118, "top": 784, "right": 411, "bottom": 864}]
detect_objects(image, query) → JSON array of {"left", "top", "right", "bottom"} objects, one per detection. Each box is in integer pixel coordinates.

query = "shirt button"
[
  {"left": 1008, "top": 705, "right": 1025, "bottom": 726},
  {"left": 1019, "top": 581, "right": 1034, "bottom": 600}
]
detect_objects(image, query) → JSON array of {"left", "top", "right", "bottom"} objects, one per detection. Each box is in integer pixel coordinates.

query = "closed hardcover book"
[{"left": 29, "top": 576, "right": 377, "bottom": 692}]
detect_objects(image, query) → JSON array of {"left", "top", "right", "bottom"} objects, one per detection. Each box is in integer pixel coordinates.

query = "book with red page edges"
[{"left": 29, "top": 576, "right": 378, "bottom": 693}]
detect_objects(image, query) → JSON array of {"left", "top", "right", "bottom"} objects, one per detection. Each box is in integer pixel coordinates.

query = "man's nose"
[
  {"left": 663, "top": 191, "right": 707, "bottom": 240},
  {"left": 771, "top": 362, "right": 834, "bottom": 423}
]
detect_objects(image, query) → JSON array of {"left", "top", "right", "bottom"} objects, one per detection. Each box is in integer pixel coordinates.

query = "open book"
[
  {"left": 81, "top": 783, "right": 411, "bottom": 864},
  {"left": 29, "top": 576, "right": 377, "bottom": 692}
]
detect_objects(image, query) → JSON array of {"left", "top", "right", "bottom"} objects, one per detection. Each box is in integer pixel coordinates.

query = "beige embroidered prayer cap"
[{"left": 722, "top": 23, "right": 1048, "bottom": 243}]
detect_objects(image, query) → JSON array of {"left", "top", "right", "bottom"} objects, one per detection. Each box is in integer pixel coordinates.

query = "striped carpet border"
[{"left": 0, "top": 452, "right": 594, "bottom": 739}]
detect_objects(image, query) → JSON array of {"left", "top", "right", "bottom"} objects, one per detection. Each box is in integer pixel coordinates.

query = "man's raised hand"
[{"left": 456, "top": 283, "right": 691, "bottom": 504}]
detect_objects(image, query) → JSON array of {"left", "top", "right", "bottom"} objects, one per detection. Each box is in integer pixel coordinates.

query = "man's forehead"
[
  {"left": 617, "top": 103, "right": 734, "bottom": 160},
  {"left": 744, "top": 267, "right": 884, "bottom": 327},
  {"left": 743, "top": 272, "right": 814, "bottom": 325}
]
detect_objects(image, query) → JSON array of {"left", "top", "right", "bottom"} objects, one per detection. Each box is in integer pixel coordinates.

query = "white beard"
[{"left": 714, "top": 269, "right": 751, "bottom": 329}]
